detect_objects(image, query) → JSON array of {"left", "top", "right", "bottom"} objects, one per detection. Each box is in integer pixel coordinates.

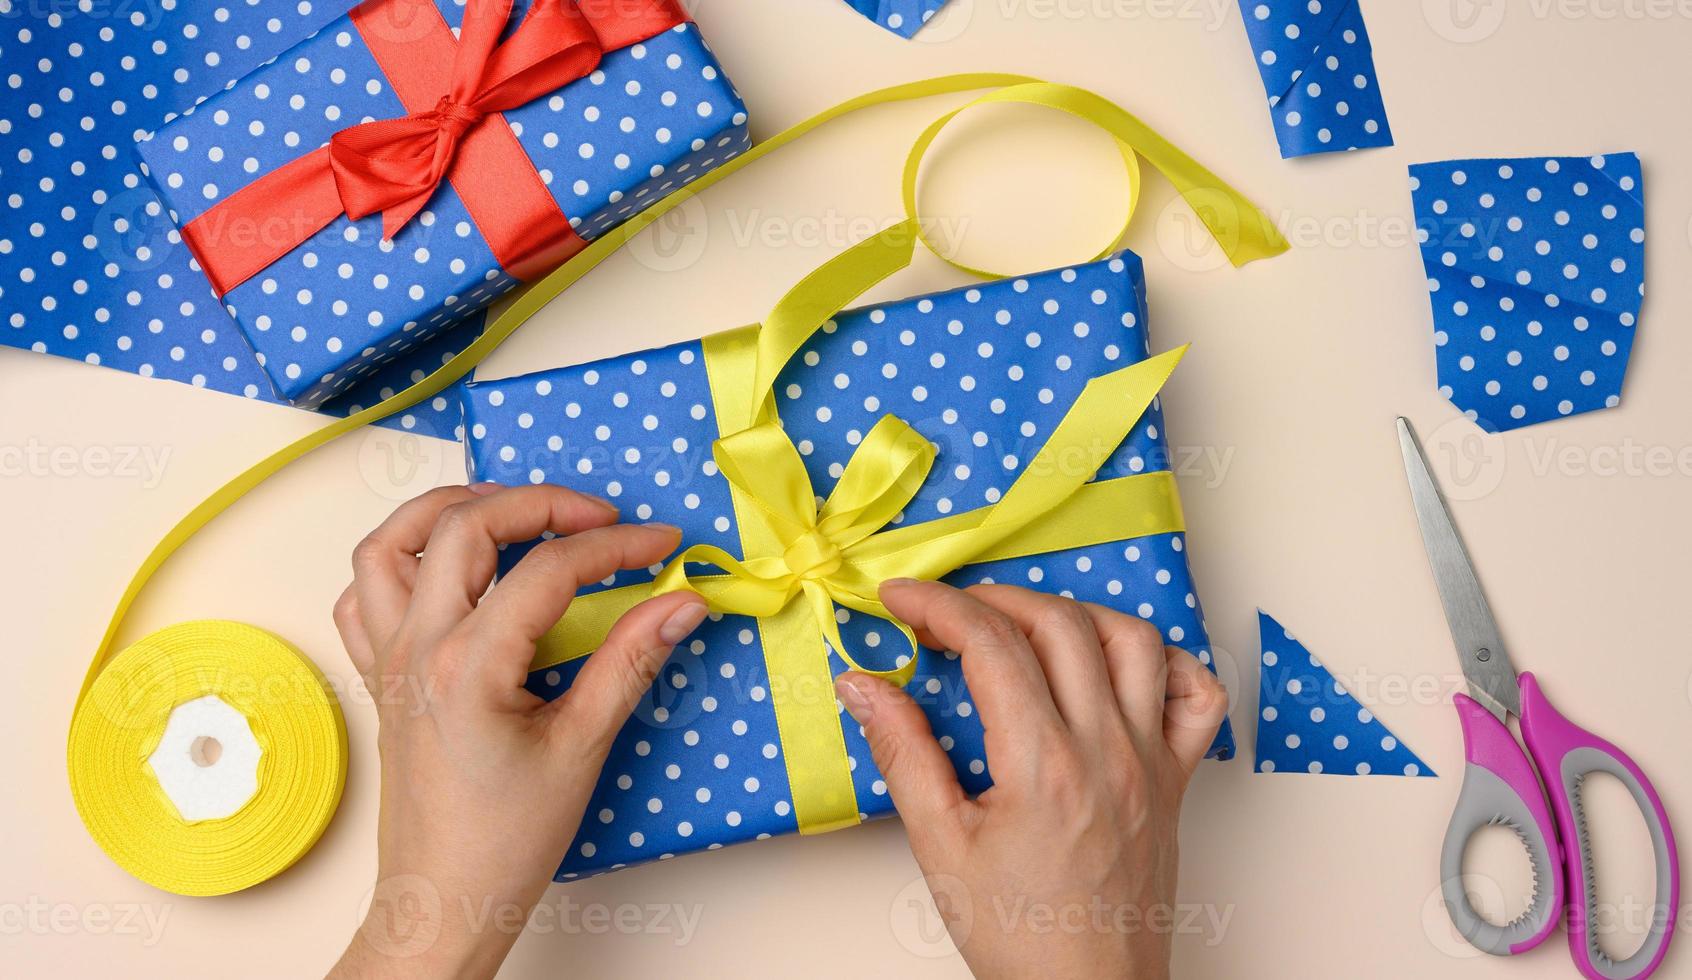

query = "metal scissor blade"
[{"left": 1396, "top": 418, "right": 1521, "bottom": 722}]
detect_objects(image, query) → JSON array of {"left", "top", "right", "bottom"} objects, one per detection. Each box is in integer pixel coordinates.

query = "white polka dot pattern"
[
  {"left": 0, "top": 0, "right": 354, "bottom": 403},
  {"left": 1410, "top": 153, "right": 1645, "bottom": 431},
  {"left": 460, "top": 251, "right": 1234, "bottom": 879},
  {"left": 1254, "top": 611, "right": 1434, "bottom": 778},
  {"left": 840, "top": 0, "right": 951, "bottom": 38},
  {"left": 1237, "top": 0, "right": 1392, "bottom": 158},
  {"left": 134, "top": 8, "right": 750, "bottom": 408}
]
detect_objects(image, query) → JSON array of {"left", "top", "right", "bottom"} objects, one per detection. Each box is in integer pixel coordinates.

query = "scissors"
[{"left": 1396, "top": 418, "right": 1679, "bottom": 979}]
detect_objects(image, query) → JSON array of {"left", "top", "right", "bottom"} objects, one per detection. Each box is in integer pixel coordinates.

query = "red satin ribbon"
[{"left": 182, "top": 0, "right": 687, "bottom": 297}]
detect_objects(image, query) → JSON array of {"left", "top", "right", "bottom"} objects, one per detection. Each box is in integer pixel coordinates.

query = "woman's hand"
[
  {"left": 328, "top": 484, "right": 706, "bottom": 980},
  {"left": 835, "top": 579, "right": 1229, "bottom": 980}
]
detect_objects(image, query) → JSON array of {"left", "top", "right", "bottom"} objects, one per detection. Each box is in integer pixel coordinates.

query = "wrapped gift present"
[
  {"left": 459, "top": 226, "right": 1234, "bottom": 879},
  {"left": 135, "top": 0, "right": 749, "bottom": 409}
]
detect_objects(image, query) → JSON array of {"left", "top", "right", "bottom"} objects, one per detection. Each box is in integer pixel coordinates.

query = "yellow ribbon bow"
[{"left": 651, "top": 411, "right": 939, "bottom": 688}]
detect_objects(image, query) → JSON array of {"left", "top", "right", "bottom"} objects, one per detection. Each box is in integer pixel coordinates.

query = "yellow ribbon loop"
[
  {"left": 820, "top": 416, "right": 936, "bottom": 545},
  {"left": 749, "top": 222, "right": 922, "bottom": 424},
  {"left": 73, "top": 72, "right": 1285, "bottom": 893},
  {"left": 900, "top": 82, "right": 1287, "bottom": 275}
]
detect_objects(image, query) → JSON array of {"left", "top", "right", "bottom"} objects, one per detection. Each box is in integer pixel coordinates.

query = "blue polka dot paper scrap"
[
  {"left": 1236, "top": 0, "right": 1392, "bottom": 158},
  {"left": 1255, "top": 611, "right": 1434, "bottom": 777},
  {"left": 840, "top": 0, "right": 952, "bottom": 38},
  {"left": 460, "top": 250, "right": 1236, "bottom": 878},
  {"left": 1411, "top": 153, "right": 1646, "bottom": 432},
  {"left": 133, "top": 2, "right": 751, "bottom": 410}
]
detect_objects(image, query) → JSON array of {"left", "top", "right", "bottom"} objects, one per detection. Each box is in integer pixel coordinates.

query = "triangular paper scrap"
[
  {"left": 841, "top": 0, "right": 952, "bottom": 38},
  {"left": 1255, "top": 611, "right": 1435, "bottom": 777}
]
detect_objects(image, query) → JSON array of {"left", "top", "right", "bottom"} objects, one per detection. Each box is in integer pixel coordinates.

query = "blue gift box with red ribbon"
[
  {"left": 135, "top": 0, "right": 749, "bottom": 409},
  {"left": 458, "top": 249, "right": 1235, "bottom": 879}
]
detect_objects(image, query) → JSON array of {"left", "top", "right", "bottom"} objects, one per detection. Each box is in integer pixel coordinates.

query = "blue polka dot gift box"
[
  {"left": 459, "top": 247, "right": 1236, "bottom": 879},
  {"left": 132, "top": 0, "right": 750, "bottom": 410},
  {"left": 840, "top": 0, "right": 952, "bottom": 38},
  {"left": 1410, "top": 153, "right": 1645, "bottom": 431},
  {"left": 1236, "top": 0, "right": 1392, "bottom": 158}
]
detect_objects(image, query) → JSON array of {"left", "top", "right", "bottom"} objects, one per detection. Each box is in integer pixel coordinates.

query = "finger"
[
  {"left": 879, "top": 579, "right": 1066, "bottom": 772},
  {"left": 332, "top": 583, "right": 377, "bottom": 682},
  {"left": 1163, "top": 647, "right": 1229, "bottom": 776},
  {"left": 1079, "top": 601, "right": 1171, "bottom": 743},
  {"left": 404, "top": 485, "right": 621, "bottom": 646},
  {"left": 960, "top": 584, "right": 1118, "bottom": 733},
  {"left": 836, "top": 672, "right": 972, "bottom": 840},
  {"left": 548, "top": 591, "right": 709, "bottom": 759},
  {"left": 351, "top": 484, "right": 487, "bottom": 647},
  {"left": 450, "top": 523, "right": 687, "bottom": 699}
]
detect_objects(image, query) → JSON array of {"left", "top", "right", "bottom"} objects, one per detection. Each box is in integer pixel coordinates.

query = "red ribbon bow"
[
  {"left": 183, "top": 0, "right": 687, "bottom": 297},
  {"left": 330, "top": 0, "right": 603, "bottom": 240}
]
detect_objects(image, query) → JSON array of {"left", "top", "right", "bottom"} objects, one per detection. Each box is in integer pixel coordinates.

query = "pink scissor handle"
[
  {"left": 1441, "top": 692, "right": 1566, "bottom": 956},
  {"left": 1517, "top": 672, "right": 1681, "bottom": 980}
]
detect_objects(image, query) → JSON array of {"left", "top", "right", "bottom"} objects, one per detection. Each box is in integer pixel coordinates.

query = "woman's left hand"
[{"left": 328, "top": 483, "right": 706, "bottom": 980}]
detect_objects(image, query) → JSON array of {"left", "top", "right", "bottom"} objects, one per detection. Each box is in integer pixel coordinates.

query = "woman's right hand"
[{"left": 835, "top": 579, "right": 1229, "bottom": 979}]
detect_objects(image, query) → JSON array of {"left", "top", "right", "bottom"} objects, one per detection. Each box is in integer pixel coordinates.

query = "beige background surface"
[{"left": 4, "top": 0, "right": 1690, "bottom": 976}]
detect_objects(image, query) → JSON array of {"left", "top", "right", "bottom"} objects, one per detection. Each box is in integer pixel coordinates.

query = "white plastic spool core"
[{"left": 146, "top": 695, "right": 262, "bottom": 821}]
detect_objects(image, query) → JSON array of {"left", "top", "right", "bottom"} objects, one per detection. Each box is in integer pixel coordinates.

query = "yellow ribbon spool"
[
  {"left": 68, "top": 622, "right": 346, "bottom": 897},
  {"left": 68, "top": 74, "right": 1286, "bottom": 895}
]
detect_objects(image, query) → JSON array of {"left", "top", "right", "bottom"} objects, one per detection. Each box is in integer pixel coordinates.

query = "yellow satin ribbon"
[{"left": 70, "top": 74, "right": 1287, "bottom": 894}]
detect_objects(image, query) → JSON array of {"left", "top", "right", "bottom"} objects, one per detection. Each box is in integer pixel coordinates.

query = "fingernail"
[
  {"left": 659, "top": 601, "right": 708, "bottom": 645},
  {"left": 585, "top": 493, "right": 619, "bottom": 514},
  {"left": 880, "top": 577, "right": 919, "bottom": 592},
  {"left": 468, "top": 482, "right": 502, "bottom": 495},
  {"left": 644, "top": 522, "right": 682, "bottom": 535},
  {"left": 835, "top": 674, "right": 875, "bottom": 723}
]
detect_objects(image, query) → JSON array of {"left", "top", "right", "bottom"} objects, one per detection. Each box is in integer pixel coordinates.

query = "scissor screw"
[{"left": 1476, "top": 648, "right": 1492, "bottom": 662}]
